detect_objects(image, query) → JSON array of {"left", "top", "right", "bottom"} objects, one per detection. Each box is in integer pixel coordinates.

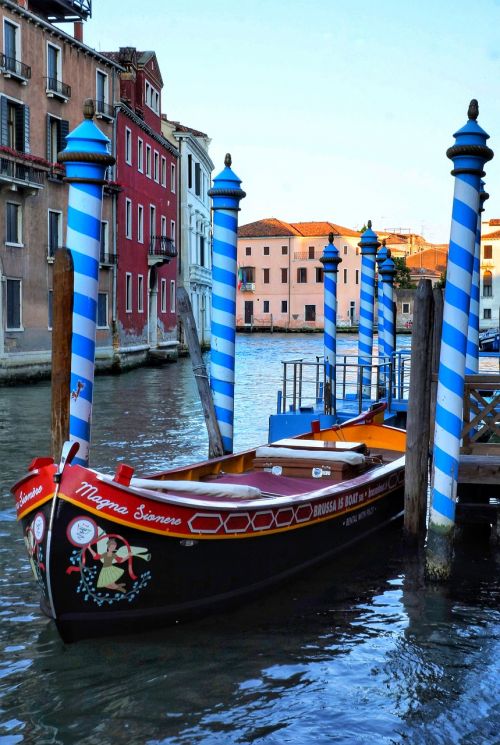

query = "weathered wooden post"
[
  {"left": 207, "top": 155, "right": 246, "bottom": 454},
  {"left": 426, "top": 100, "right": 493, "bottom": 580},
  {"left": 320, "top": 232, "right": 342, "bottom": 416},
  {"left": 58, "top": 99, "right": 115, "bottom": 467},
  {"left": 429, "top": 286, "right": 444, "bottom": 448},
  {"left": 404, "top": 279, "right": 434, "bottom": 539},
  {"left": 358, "top": 221, "right": 380, "bottom": 398},
  {"left": 51, "top": 248, "right": 74, "bottom": 462}
]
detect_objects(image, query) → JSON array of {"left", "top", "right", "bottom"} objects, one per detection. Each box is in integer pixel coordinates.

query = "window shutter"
[
  {"left": 46, "top": 114, "right": 52, "bottom": 160},
  {"left": 22, "top": 104, "right": 30, "bottom": 153},
  {"left": 0, "top": 97, "right": 8, "bottom": 147},
  {"left": 59, "top": 119, "right": 69, "bottom": 154}
]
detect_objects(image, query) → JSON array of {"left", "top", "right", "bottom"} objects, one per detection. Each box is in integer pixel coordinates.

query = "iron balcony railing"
[
  {"left": 240, "top": 282, "right": 255, "bottom": 292},
  {"left": 99, "top": 251, "right": 117, "bottom": 265},
  {"left": 0, "top": 54, "right": 31, "bottom": 81},
  {"left": 149, "top": 236, "right": 177, "bottom": 259},
  {"left": 294, "top": 250, "right": 322, "bottom": 260},
  {"left": 0, "top": 157, "right": 45, "bottom": 187},
  {"left": 45, "top": 77, "right": 71, "bottom": 99},
  {"left": 95, "top": 99, "right": 114, "bottom": 119}
]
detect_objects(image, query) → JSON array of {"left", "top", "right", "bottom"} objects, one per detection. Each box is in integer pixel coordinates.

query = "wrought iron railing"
[
  {"left": 149, "top": 236, "right": 177, "bottom": 259},
  {"left": 45, "top": 77, "right": 71, "bottom": 99},
  {"left": 99, "top": 251, "right": 117, "bottom": 265},
  {"left": 0, "top": 54, "right": 31, "bottom": 80},
  {"left": 0, "top": 157, "right": 45, "bottom": 186},
  {"left": 95, "top": 99, "right": 114, "bottom": 119}
]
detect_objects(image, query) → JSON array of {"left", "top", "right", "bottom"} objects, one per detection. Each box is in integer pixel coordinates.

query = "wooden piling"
[
  {"left": 51, "top": 247, "right": 74, "bottom": 463},
  {"left": 404, "top": 279, "right": 434, "bottom": 540},
  {"left": 177, "top": 287, "right": 224, "bottom": 459},
  {"left": 429, "top": 286, "right": 444, "bottom": 447}
]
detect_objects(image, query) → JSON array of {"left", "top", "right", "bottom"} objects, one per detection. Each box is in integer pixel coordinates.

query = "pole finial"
[
  {"left": 468, "top": 99, "right": 479, "bottom": 121},
  {"left": 328, "top": 232, "right": 334, "bottom": 244},
  {"left": 382, "top": 238, "right": 386, "bottom": 246},
  {"left": 367, "top": 219, "right": 372, "bottom": 229},
  {"left": 224, "top": 153, "right": 232, "bottom": 168},
  {"left": 83, "top": 98, "right": 95, "bottom": 120}
]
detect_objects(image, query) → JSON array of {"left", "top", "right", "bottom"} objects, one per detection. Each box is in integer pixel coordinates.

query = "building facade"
[
  {"left": 0, "top": 0, "right": 121, "bottom": 382},
  {"left": 480, "top": 221, "right": 500, "bottom": 329},
  {"left": 162, "top": 117, "right": 213, "bottom": 349},
  {"left": 104, "top": 48, "right": 179, "bottom": 366},
  {"left": 237, "top": 218, "right": 362, "bottom": 330}
]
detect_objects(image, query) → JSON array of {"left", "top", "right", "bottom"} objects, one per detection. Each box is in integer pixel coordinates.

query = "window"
[
  {"left": 402, "top": 302, "right": 410, "bottom": 314},
  {"left": 263, "top": 246, "right": 270, "bottom": 256},
  {"left": 316, "top": 267, "right": 324, "bottom": 283},
  {"left": 343, "top": 245, "right": 348, "bottom": 255},
  {"left": 100, "top": 220, "right": 109, "bottom": 260},
  {"left": 137, "top": 138, "right": 143, "bottom": 172},
  {"left": 6, "top": 202, "right": 21, "bottom": 245},
  {"left": 195, "top": 162, "right": 201, "bottom": 196},
  {"left": 125, "top": 273, "right": 132, "bottom": 312},
  {"left": 145, "top": 80, "right": 160, "bottom": 114},
  {"left": 188, "top": 154, "right": 193, "bottom": 189},
  {"left": 263, "top": 300, "right": 270, "bottom": 313},
  {"left": 305, "top": 305, "right": 316, "bottom": 322},
  {"left": 161, "top": 279, "right": 167, "bottom": 312},
  {"left": 297, "top": 267, "right": 307, "bottom": 283},
  {"left": 138, "top": 275, "right": 144, "bottom": 313},
  {"left": 97, "top": 293, "right": 108, "bottom": 328},
  {"left": 48, "top": 210, "right": 61, "bottom": 257},
  {"left": 153, "top": 150, "right": 159, "bottom": 182},
  {"left": 161, "top": 215, "right": 167, "bottom": 238},
  {"left": 483, "top": 244, "right": 493, "bottom": 259},
  {"left": 1, "top": 96, "right": 29, "bottom": 152},
  {"left": 6, "top": 278, "right": 21, "bottom": 329},
  {"left": 356, "top": 246, "right": 359, "bottom": 255},
  {"left": 137, "top": 205, "right": 144, "bottom": 243},
  {"left": 48, "top": 289, "right": 53, "bottom": 330},
  {"left": 282, "top": 245, "right": 288, "bottom": 255},
  {"left": 245, "top": 246, "right": 252, "bottom": 256},
  {"left": 145, "top": 144, "right": 151, "bottom": 177},
  {"left": 171, "top": 163, "right": 176, "bottom": 192},
  {"left": 161, "top": 156, "right": 166, "bottom": 187},
  {"left": 3, "top": 19, "right": 26, "bottom": 80},
  {"left": 46, "top": 43, "right": 64, "bottom": 96},
  {"left": 281, "top": 268, "right": 288, "bottom": 283},
  {"left": 149, "top": 205, "right": 156, "bottom": 241},
  {"left": 263, "top": 268, "right": 270, "bottom": 284},
  {"left": 96, "top": 70, "right": 109, "bottom": 116},
  {"left": 125, "top": 127, "right": 132, "bottom": 165},
  {"left": 125, "top": 199, "right": 132, "bottom": 239},
  {"left": 46, "top": 115, "right": 69, "bottom": 162},
  {"left": 483, "top": 271, "right": 493, "bottom": 297},
  {"left": 308, "top": 246, "right": 315, "bottom": 259},
  {"left": 281, "top": 300, "right": 288, "bottom": 313},
  {"left": 170, "top": 220, "right": 175, "bottom": 240},
  {"left": 484, "top": 308, "right": 492, "bottom": 320},
  {"left": 356, "top": 269, "right": 359, "bottom": 285},
  {"left": 343, "top": 268, "right": 348, "bottom": 284},
  {"left": 200, "top": 235, "right": 205, "bottom": 267},
  {"left": 170, "top": 280, "right": 176, "bottom": 312}
]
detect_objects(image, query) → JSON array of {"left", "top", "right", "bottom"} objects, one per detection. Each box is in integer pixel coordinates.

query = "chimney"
[{"left": 74, "top": 21, "right": 83, "bottom": 42}]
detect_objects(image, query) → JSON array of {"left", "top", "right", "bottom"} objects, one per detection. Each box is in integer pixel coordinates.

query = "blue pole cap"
[
  {"left": 358, "top": 220, "right": 381, "bottom": 255},
  {"left": 208, "top": 153, "right": 246, "bottom": 211},
  {"left": 376, "top": 239, "right": 391, "bottom": 266},
  {"left": 379, "top": 256, "right": 396, "bottom": 280},
  {"left": 58, "top": 99, "right": 115, "bottom": 183},
  {"left": 446, "top": 99, "right": 493, "bottom": 176},
  {"left": 480, "top": 179, "right": 489, "bottom": 211},
  {"left": 320, "top": 232, "right": 341, "bottom": 272}
]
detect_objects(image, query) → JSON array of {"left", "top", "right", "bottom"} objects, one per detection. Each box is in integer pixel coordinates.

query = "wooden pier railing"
[{"left": 459, "top": 374, "right": 500, "bottom": 486}]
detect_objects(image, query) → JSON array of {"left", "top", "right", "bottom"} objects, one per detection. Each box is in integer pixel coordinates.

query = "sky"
[{"left": 80, "top": 0, "right": 500, "bottom": 243}]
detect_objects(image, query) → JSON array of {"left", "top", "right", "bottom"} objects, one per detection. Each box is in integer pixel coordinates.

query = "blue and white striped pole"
[
  {"left": 380, "top": 255, "right": 396, "bottom": 397},
  {"left": 320, "top": 232, "right": 342, "bottom": 414},
  {"left": 58, "top": 100, "right": 114, "bottom": 467},
  {"left": 465, "top": 181, "right": 489, "bottom": 374},
  {"left": 376, "top": 239, "right": 389, "bottom": 361},
  {"left": 207, "top": 154, "right": 246, "bottom": 454},
  {"left": 358, "top": 221, "right": 380, "bottom": 398},
  {"left": 427, "top": 100, "right": 493, "bottom": 580}
]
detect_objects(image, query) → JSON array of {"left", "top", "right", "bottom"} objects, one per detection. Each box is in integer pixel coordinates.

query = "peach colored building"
[{"left": 237, "top": 218, "right": 362, "bottom": 330}]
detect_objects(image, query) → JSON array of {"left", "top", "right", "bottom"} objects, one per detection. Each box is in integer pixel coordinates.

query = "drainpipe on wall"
[{"left": 111, "top": 94, "right": 118, "bottom": 327}]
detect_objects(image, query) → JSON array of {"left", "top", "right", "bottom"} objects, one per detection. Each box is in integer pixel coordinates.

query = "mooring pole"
[
  {"left": 404, "top": 279, "right": 434, "bottom": 539},
  {"left": 207, "top": 155, "right": 246, "bottom": 454},
  {"left": 320, "top": 232, "right": 342, "bottom": 416},
  {"left": 358, "top": 221, "right": 380, "bottom": 398},
  {"left": 466, "top": 180, "right": 489, "bottom": 374},
  {"left": 58, "top": 99, "right": 115, "bottom": 467},
  {"left": 51, "top": 248, "right": 74, "bottom": 462},
  {"left": 376, "top": 239, "right": 389, "bottom": 361},
  {"left": 426, "top": 100, "right": 493, "bottom": 581},
  {"left": 379, "top": 254, "right": 396, "bottom": 398}
]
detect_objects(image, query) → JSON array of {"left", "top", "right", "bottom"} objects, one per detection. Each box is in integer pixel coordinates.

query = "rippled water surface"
[{"left": 1, "top": 334, "right": 499, "bottom": 744}]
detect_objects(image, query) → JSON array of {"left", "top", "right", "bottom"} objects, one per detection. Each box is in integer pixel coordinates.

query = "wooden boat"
[{"left": 12, "top": 405, "right": 405, "bottom": 642}]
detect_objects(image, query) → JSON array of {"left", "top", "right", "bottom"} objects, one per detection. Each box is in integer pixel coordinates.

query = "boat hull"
[{"left": 14, "top": 455, "right": 404, "bottom": 642}]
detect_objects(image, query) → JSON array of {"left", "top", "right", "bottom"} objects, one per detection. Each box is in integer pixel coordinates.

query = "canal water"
[{"left": 0, "top": 334, "right": 499, "bottom": 744}]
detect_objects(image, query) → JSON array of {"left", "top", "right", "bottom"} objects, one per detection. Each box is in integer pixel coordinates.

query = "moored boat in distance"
[
  {"left": 12, "top": 405, "right": 405, "bottom": 643},
  {"left": 479, "top": 327, "right": 500, "bottom": 353}
]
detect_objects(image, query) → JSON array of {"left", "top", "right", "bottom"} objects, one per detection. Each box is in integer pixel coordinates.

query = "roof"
[
  {"left": 487, "top": 219, "right": 500, "bottom": 226},
  {"left": 238, "top": 218, "right": 360, "bottom": 238},
  {"left": 482, "top": 230, "right": 500, "bottom": 240},
  {"left": 162, "top": 117, "right": 208, "bottom": 138},
  {"left": 405, "top": 246, "right": 448, "bottom": 272}
]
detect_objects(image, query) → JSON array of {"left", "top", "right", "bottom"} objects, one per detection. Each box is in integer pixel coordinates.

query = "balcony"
[
  {"left": 29, "top": 0, "right": 91, "bottom": 21},
  {"left": 95, "top": 99, "right": 114, "bottom": 121},
  {"left": 240, "top": 282, "right": 255, "bottom": 292},
  {"left": 148, "top": 236, "right": 177, "bottom": 266},
  {"left": 99, "top": 251, "right": 117, "bottom": 266},
  {"left": 0, "top": 154, "right": 45, "bottom": 193},
  {"left": 45, "top": 77, "right": 71, "bottom": 102},
  {"left": 0, "top": 54, "right": 31, "bottom": 84}
]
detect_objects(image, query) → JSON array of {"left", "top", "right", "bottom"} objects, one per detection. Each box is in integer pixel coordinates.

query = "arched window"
[{"left": 483, "top": 270, "right": 492, "bottom": 297}]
